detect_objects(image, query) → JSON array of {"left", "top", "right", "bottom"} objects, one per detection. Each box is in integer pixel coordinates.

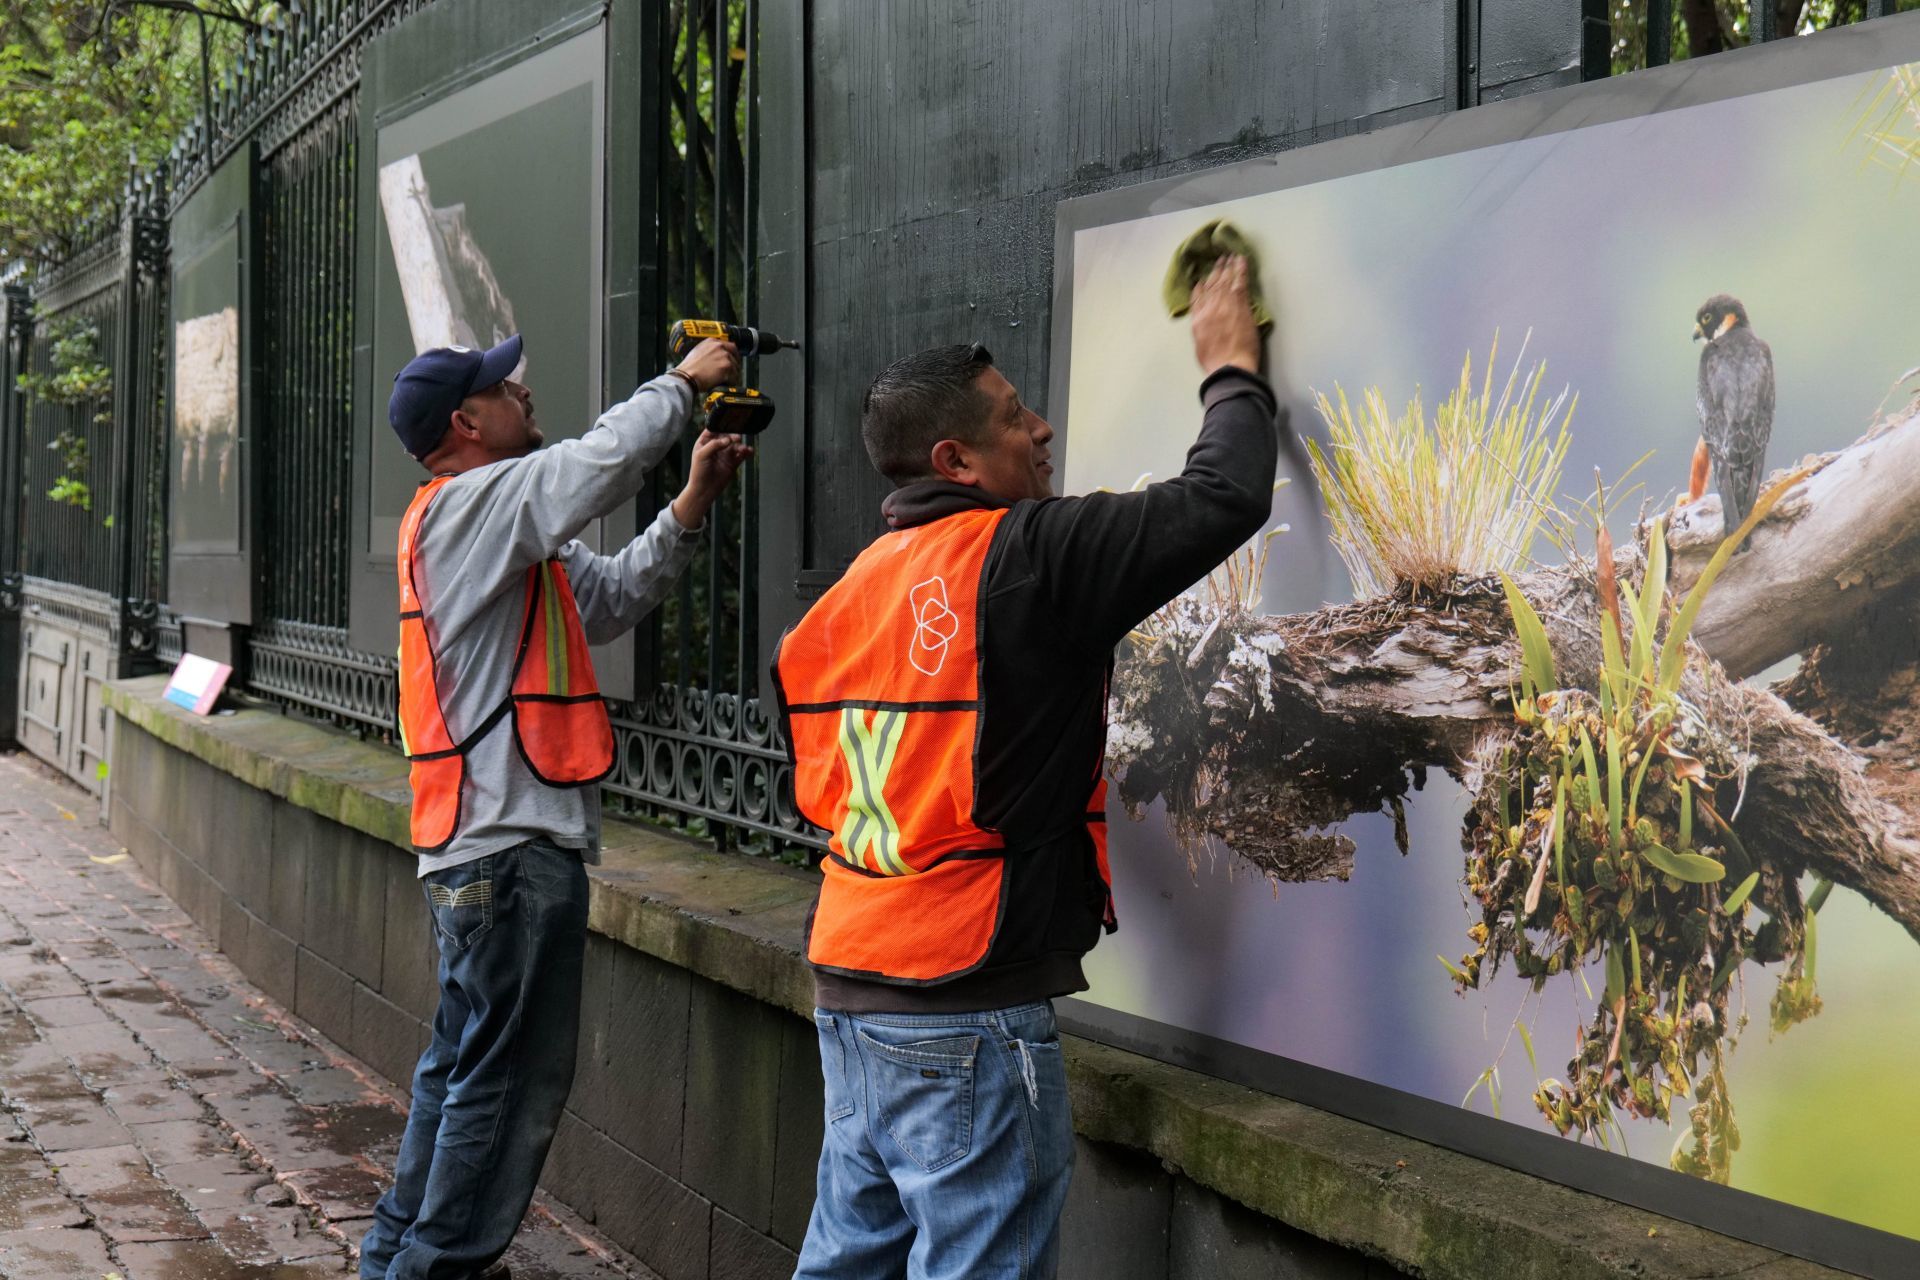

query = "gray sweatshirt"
[{"left": 409, "top": 373, "right": 701, "bottom": 876}]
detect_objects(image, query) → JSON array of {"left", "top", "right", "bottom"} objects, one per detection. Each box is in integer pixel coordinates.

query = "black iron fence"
[
  {"left": 9, "top": 0, "right": 1905, "bottom": 852},
  {"left": 8, "top": 175, "right": 172, "bottom": 658},
  {"left": 19, "top": 234, "right": 125, "bottom": 596},
  {"left": 250, "top": 86, "right": 380, "bottom": 729},
  {"left": 601, "top": 0, "right": 811, "bottom": 851},
  {"left": 2, "top": 0, "right": 817, "bottom": 855}
]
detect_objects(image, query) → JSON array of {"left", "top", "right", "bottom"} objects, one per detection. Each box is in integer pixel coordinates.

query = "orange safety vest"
[
  {"left": 397, "top": 475, "right": 615, "bottom": 852},
  {"left": 775, "top": 507, "right": 1111, "bottom": 983}
]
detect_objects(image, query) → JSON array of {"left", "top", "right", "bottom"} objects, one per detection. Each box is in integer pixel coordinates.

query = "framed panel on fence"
[
  {"left": 168, "top": 145, "right": 258, "bottom": 626},
  {"left": 1048, "top": 16, "right": 1920, "bottom": 1278},
  {"left": 347, "top": 2, "right": 623, "bottom": 693}
]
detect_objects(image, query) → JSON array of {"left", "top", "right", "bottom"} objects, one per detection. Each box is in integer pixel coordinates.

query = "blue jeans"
[
  {"left": 794, "top": 1001, "right": 1075, "bottom": 1280},
  {"left": 359, "top": 840, "right": 589, "bottom": 1280}
]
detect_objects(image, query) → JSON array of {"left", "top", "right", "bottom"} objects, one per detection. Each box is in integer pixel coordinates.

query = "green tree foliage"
[
  {"left": 0, "top": 2, "right": 270, "bottom": 264},
  {"left": 1610, "top": 1, "right": 1920, "bottom": 76},
  {"left": 17, "top": 314, "right": 113, "bottom": 509}
]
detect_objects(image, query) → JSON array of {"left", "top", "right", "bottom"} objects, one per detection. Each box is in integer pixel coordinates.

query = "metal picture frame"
[{"left": 1047, "top": 16, "right": 1920, "bottom": 1276}]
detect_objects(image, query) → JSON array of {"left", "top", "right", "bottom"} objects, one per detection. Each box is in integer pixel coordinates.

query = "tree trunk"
[{"left": 1681, "top": 0, "right": 1733, "bottom": 56}]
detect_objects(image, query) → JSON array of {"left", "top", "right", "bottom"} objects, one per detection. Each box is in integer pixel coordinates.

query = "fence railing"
[
  {"left": 594, "top": 0, "right": 813, "bottom": 853},
  {"left": 249, "top": 81, "right": 381, "bottom": 734},
  {"left": 10, "top": 170, "right": 173, "bottom": 657},
  {"left": 16, "top": 1, "right": 1903, "bottom": 851},
  {"left": 5, "top": 0, "right": 819, "bottom": 856},
  {"left": 20, "top": 235, "right": 124, "bottom": 597}
]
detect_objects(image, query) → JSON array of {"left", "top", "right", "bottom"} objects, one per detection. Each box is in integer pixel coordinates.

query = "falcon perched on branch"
[{"left": 1688, "top": 294, "right": 1774, "bottom": 534}]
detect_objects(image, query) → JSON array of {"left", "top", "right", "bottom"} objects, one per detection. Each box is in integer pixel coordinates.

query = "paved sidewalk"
[{"left": 0, "top": 750, "right": 659, "bottom": 1280}]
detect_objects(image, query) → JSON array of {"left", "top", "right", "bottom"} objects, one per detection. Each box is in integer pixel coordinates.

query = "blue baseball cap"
[{"left": 387, "top": 334, "right": 524, "bottom": 460}]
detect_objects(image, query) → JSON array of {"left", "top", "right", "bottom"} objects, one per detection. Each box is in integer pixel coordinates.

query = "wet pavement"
[{"left": 0, "top": 752, "right": 658, "bottom": 1280}]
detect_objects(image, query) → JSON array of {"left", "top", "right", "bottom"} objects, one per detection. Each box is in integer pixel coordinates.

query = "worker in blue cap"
[{"left": 360, "top": 332, "right": 743, "bottom": 1280}]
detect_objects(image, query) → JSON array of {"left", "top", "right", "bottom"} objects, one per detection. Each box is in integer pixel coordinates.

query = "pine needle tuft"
[{"left": 1308, "top": 333, "right": 1573, "bottom": 597}]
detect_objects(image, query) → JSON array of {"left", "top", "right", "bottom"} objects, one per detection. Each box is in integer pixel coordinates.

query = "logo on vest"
[{"left": 908, "top": 576, "right": 959, "bottom": 676}]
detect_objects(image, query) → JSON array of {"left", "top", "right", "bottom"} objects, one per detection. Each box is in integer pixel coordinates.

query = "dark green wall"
[{"left": 754, "top": 0, "right": 1598, "bottom": 676}]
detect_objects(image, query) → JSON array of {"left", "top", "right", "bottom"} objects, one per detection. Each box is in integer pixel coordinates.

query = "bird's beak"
[{"left": 1691, "top": 321, "right": 1704, "bottom": 343}]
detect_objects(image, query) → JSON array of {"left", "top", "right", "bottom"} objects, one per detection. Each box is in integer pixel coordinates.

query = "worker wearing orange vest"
[
  {"left": 361, "top": 333, "right": 747, "bottom": 1280},
  {"left": 781, "top": 258, "right": 1277, "bottom": 1278}
]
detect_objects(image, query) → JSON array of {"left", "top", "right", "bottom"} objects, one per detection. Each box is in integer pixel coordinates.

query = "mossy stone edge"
[{"left": 102, "top": 675, "right": 1841, "bottom": 1280}]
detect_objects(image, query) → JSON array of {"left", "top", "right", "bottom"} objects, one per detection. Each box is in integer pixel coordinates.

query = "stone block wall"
[
  {"left": 103, "top": 689, "right": 1409, "bottom": 1278},
  {"left": 102, "top": 677, "right": 1845, "bottom": 1280}
]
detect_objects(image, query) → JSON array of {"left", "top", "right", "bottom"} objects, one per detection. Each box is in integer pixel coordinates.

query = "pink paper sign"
[{"left": 163, "top": 653, "right": 233, "bottom": 716}]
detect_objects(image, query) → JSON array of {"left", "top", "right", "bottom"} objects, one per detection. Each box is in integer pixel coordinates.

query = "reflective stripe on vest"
[
  {"left": 397, "top": 476, "right": 615, "bottom": 852},
  {"left": 776, "top": 506, "right": 1111, "bottom": 983}
]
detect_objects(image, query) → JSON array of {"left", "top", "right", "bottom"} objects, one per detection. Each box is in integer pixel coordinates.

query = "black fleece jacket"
[{"left": 811, "top": 366, "right": 1283, "bottom": 1013}]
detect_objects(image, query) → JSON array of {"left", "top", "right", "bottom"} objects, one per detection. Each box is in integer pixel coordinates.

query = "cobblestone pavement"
[{"left": 0, "top": 751, "right": 660, "bottom": 1280}]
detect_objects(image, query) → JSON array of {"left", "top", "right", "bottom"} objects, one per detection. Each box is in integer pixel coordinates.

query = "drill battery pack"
[{"left": 703, "top": 386, "right": 777, "bottom": 435}]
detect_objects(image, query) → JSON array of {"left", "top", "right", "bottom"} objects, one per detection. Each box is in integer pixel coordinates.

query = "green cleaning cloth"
[{"left": 1161, "top": 218, "right": 1273, "bottom": 328}]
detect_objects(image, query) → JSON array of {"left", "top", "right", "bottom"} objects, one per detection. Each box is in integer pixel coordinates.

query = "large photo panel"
[
  {"left": 171, "top": 224, "right": 242, "bottom": 557},
  {"left": 167, "top": 144, "right": 256, "bottom": 624},
  {"left": 367, "top": 24, "right": 605, "bottom": 561},
  {"left": 1054, "top": 19, "right": 1920, "bottom": 1272}
]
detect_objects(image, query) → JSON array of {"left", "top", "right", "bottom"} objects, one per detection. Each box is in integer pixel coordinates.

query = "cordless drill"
[{"left": 666, "top": 320, "right": 801, "bottom": 436}]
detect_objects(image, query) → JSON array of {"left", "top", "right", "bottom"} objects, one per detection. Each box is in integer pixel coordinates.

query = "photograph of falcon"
[{"left": 1687, "top": 293, "right": 1775, "bottom": 535}]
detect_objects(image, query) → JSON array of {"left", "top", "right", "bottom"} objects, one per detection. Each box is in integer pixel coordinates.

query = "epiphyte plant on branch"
[
  {"left": 1458, "top": 470, "right": 1820, "bottom": 1181},
  {"left": 1307, "top": 332, "right": 1573, "bottom": 598}
]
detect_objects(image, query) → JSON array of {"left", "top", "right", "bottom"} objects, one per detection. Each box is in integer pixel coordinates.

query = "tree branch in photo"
[
  {"left": 1110, "top": 398, "right": 1920, "bottom": 932},
  {"left": 1109, "top": 396, "right": 1920, "bottom": 1172}
]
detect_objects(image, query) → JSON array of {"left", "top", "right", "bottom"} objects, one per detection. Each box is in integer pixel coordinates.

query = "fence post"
[
  {"left": 1579, "top": 0, "right": 1611, "bottom": 81},
  {"left": 0, "top": 279, "right": 33, "bottom": 747},
  {"left": 1443, "top": 0, "right": 1480, "bottom": 109},
  {"left": 1648, "top": 0, "right": 1672, "bottom": 68},
  {"left": 108, "top": 212, "right": 170, "bottom": 673}
]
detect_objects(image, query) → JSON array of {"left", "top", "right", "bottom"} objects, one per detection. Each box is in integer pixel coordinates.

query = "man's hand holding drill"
[
  {"left": 674, "top": 337, "right": 742, "bottom": 392},
  {"left": 666, "top": 337, "right": 752, "bottom": 529},
  {"left": 671, "top": 428, "right": 753, "bottom": 530}
]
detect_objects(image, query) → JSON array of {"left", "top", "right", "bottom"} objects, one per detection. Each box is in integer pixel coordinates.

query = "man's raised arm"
[
  {"left": 561, "top": 428, "right": 756, "bottom": 643},
  {"left": 406, "top": 338, "right": 739, "bottom": 645},
  {"left": 1026, "top": 255, "right": 1283, "bottom": 655}
]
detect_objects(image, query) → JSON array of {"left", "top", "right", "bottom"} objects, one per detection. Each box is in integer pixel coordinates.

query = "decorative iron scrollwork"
[
  {"left": 21, "top": 578, "right": 115, "bottom": 641},
  {"left": 154, "top": 607, "right": 184, "bottom": 665},
  {"left": 129, "top": 215, "right": 169, "bottom": 277},
  {"left": 248, "top": 621, "right": 398, "bottom": 737},
  {"left": 122, "top": 597, "right": 160, "bottom": 658},
  {"left": 605, "top": 683, "right": 824, "bottom": 856}
]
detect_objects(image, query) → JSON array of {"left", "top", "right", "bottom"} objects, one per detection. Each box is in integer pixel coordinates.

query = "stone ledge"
[
  {"left": 102, "top": 674, "right": 1845, "bottom": 1280},
  {"left": 1065, "top": 1039, "right": 1840, "bottom": 1280},
  {"left": 102, "top": 675, "right": 818, "bottom": 1018}
]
